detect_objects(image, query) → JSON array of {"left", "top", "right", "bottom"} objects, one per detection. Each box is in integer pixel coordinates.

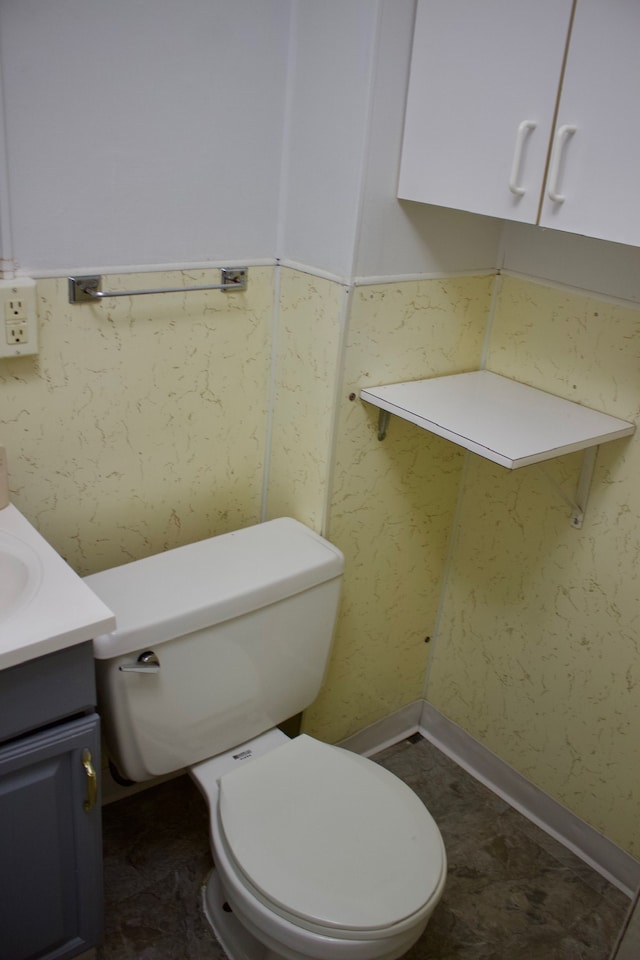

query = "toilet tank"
[{"left": 85, "top": 519, "right": 344, "bottom": 782}]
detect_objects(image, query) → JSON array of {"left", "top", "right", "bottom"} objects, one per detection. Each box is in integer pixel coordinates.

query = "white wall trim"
[
  {"left": 278, "top": 258, "right": 350, "bottom": 286},
  {"left": 275, "top": 2, "right": 297, "bottom": 263},
  {"left": 0, "top": 44, "right": 14, "bottom": 277},
  {"left": 479, "top": 271, "right": 503, "bottom": 369},
  {"left": 18, "top": 259, "right": 276, "bottom": 281},
  {"left": 279, "top": 261, "right": 498, "bottom": 288},
  {"left": 261, "top": 264, "right": 282, "bottom": 523},
  {"left": 502, "top": 268, "right": 640, "bottom": 309},
  {"left": 322, "top": 283, "right": 355, "bottom": 540},
  {"left": 347, "top": 0, "right": 384, "bottom": 284},
  {"left": 341, "top": 699, "right": 640, "bottom": 898},
  {"left": 22, "top": 261, "right": 640, "bottom": 309},
  {"left": 353, "top": 269, "right": 496, "bottom": 286},
  {"left": 421, "top": 452, "right": 472, "bottom": 701}
]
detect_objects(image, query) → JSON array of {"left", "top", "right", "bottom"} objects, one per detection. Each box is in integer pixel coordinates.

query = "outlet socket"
[
  {"left": 6, "top": 320, "right": 29, "bottom": 344},
  {"left": 5, "top": 300, "right": 26, "bottom": 321},
  {"left": 0, "top": 279, "right": 38, "bottom": 358}
]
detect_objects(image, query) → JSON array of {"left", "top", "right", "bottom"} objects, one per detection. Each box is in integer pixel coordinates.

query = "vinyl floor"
[{"left": 97, "top": 734, "right": 630, "bottom": 960}]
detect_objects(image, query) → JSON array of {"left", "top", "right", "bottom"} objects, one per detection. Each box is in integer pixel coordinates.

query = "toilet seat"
[{"left": 215, "top": 735, "right": 446, "bottom": 939}]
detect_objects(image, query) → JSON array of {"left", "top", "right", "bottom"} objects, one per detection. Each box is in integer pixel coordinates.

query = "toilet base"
[
  {"left": 201, "top": 866, "right": 431, "bottom": 960},
  {"left": 203, "top": 868, "right": 282, "bottom": 960}
]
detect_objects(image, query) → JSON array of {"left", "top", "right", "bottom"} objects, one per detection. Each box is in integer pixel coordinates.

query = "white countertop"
[{"left": 0, "top": 504, "right": 115, "bottom": 670}]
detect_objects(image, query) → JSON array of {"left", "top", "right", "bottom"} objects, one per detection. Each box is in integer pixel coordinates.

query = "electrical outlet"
[
  {"left": 6, "top": 320, "right": 28, "bottom": 344},
  {"left": 5, "top": 299, "right": 26, "bottom": 321},
  {"left": 0, "top": 279, "right": 38, "bottom": 358}
]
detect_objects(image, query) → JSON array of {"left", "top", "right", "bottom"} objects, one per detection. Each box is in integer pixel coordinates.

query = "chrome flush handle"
[{"left": 119, "top": 651, "right": 160, "bottom": 673}]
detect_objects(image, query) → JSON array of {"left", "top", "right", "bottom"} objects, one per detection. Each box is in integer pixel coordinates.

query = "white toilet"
[{"left": 86, "top": 518, "right": 446, "bottom": 960}]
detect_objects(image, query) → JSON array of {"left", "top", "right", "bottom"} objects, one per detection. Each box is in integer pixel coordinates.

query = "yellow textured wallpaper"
[
  {"left": 265, "top": 268, "right": 345, "bottom": 530},
  {"left": 428, "top": 275, "right": 640, "bottom": 855},
  {"left": 303, "top": 276, "right": 494, "bottom": 742},
  {"left": 6, "top": 261, "right": 637, "bottom": 856},
  {"left": 0, "top": 268, "right": 274, "bottom": 575}
]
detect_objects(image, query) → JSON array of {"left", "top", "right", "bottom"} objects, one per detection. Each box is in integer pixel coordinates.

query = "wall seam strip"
[
  {"left": 502, "top": 268, "right": 640, "bottom": 309},
  {"left": 0, "top": 32, "right": 15, "bottom": 278},
  {"left": 422, "top": 267, "right": 497, "bottom": 700},
  {"left": 420, "top": 449, "right": 471, "bottom": 702},
  {"left": 20, "top": 259, "right": 276, "bottom": 281},
  {"left": 260, "top": 263, "right": 282, "bottom": 522},
  {"left": 354, "top": 269, "right": 497, "bottom": 285},
  {"left": 480, "top": 270, "right": 503, "bottom": 370},
  {"left": 347, "top": 0, "right": 384, "bottom": 284},
  {"left": 274, "top": 1, "right": 297, "bottom": 261},
  {"left": 321, "top": 282, "right": 354, "bottom": 540}
]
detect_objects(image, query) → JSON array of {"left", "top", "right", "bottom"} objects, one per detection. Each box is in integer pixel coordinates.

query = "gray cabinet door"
[{"left": 0, "top": 714, "right": 102, "bottom": 960}]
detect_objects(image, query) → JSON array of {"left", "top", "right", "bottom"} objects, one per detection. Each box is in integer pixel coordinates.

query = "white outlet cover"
[{"left": 0, "top": 279, "right": 38, "bottom": 358}]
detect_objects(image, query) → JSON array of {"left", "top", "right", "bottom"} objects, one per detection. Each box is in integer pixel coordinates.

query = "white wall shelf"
[
  {"left": 360, "top": 371, "right": 635, "bottom": 527},
  {"left": 360, "top": 371, "right": 634, "bottom": 468}
]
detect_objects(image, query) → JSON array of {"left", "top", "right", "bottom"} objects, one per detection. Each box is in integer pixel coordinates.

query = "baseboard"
[
  {"left": 341, "top": 699, "right": 640, "bottom": 898},
  {"left": 338, "top": 701, "right": 423, "bottom": 757},
  {"left": 101, "top": 696, "right": 640, "bottom": 896}
]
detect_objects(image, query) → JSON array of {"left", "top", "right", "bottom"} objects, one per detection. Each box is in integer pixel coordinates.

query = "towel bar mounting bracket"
[{"left": 68, "top": 268, "right": 248, "bottom": 303}]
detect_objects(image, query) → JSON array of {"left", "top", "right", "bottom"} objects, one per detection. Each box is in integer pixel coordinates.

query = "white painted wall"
[
  {"left": 0, "top": 0, "right": 290, "bottom": 274},
  {"left": 279, "top": 0, "right": 501, "bottom": 281},
  {"left": 501, "top": 222, "right": 640, "bottom": 303},
  {"left": 0, "top": 0, "right": 501, "bottom": 282},
  {"left": 277, "top": 0, "right": 377, "bottom": 279},
  {"left": 1, "top": 0, "right": 638, "bottom": 297}
]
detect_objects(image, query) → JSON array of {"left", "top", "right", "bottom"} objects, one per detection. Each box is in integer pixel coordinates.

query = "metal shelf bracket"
[
  {"left": 377, "top": 409, "right": 391, "bottom": 441},
  {"left": 376, "top": 408, "right": 599, "bottom": 526},
  {"left": 570, "top": 445, "right": 598, "bottom": 529},
  {"left": 537, "top": 445, "right": 599, "bottom": 529}
]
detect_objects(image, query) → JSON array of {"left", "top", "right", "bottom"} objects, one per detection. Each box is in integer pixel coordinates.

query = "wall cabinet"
[
  {"left": 0, "top": 643, "right": 102, "bottom": 960},
  {"left": 398, "top": 0, "right": 640, "bottom": 247}
]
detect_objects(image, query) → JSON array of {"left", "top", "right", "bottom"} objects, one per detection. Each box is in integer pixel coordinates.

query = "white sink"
[
  {"left": 0, "top": 505, "right": 115, "bottom": 669},
  {"left": 0, "top": 531, "right": 43, "bottom": 622}
]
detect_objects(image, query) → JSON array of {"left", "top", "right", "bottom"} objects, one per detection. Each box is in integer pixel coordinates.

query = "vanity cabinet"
[
  {"left": 398, "top": 0, "right": 640, "bottom": 247},
  {"left": 0, "top": 642, "right": 103, "bottom": 960}
]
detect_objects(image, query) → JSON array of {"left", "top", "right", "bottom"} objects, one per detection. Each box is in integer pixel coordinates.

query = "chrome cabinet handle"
[
  {"left": 82, "top": 748, "right": 97, "bottom": 813},
  {"left": 509, "top": 120, "right": 537, "bottom": 196},
  {"left": 119, "top": 651, "right": 160, "bottom": 673},
  {"left": 547, "top": 124, "right": 577, "bottom": 203}
]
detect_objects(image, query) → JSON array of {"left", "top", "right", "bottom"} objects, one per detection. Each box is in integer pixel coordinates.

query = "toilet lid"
[{"left": 217, "top": 735, "right": 446, "bottom": 932}]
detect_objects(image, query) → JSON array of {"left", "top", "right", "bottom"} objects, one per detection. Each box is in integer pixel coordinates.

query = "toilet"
[{"left": 85, "top": 518, "right": 446, "bottom": 960}]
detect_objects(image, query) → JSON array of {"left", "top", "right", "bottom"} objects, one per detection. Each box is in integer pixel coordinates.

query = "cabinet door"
[
  {"left": 539, "top": 0, "right": 640, "bottom": 246},
  {"left": 0, "top": 715, "right": 102, "bottom": 960},
  {"left": 398, "top": 0, "right": 574, "bottom": 223}
]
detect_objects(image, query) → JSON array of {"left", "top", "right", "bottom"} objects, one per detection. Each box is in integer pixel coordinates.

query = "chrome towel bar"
[{"left": 68, "top": 267, "right": 247, "bottom": 303}]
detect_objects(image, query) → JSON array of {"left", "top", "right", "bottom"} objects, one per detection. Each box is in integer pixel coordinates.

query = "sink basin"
[
  {"left": 0, "top": 530, "right": 44, "bottom": 622},
  {"left": 0, "top": 504, "right": 115, "bottom": 669}
]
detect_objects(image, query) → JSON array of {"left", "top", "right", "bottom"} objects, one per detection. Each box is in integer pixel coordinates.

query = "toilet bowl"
[
  {"left": 192, "top": 732, "right": 446, "bottom": 960},
  {"left": 85, "top": 518, "right": 447, "bottom": 960}
]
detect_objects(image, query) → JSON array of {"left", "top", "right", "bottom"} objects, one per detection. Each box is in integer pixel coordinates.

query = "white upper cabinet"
[
  {"left": 398, "top": 0, "right": 574, "bottom": 224},
  {"left": 539, "top": 0, "right": 640, "bottom": 245},
  {"left": 398, "top": 0, "right": 640, "bottom": 247}
]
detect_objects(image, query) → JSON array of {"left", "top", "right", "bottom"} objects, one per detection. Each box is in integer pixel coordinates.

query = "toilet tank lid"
[{"left": 85, "top": 518, "right": 344, "bottom": 659}]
